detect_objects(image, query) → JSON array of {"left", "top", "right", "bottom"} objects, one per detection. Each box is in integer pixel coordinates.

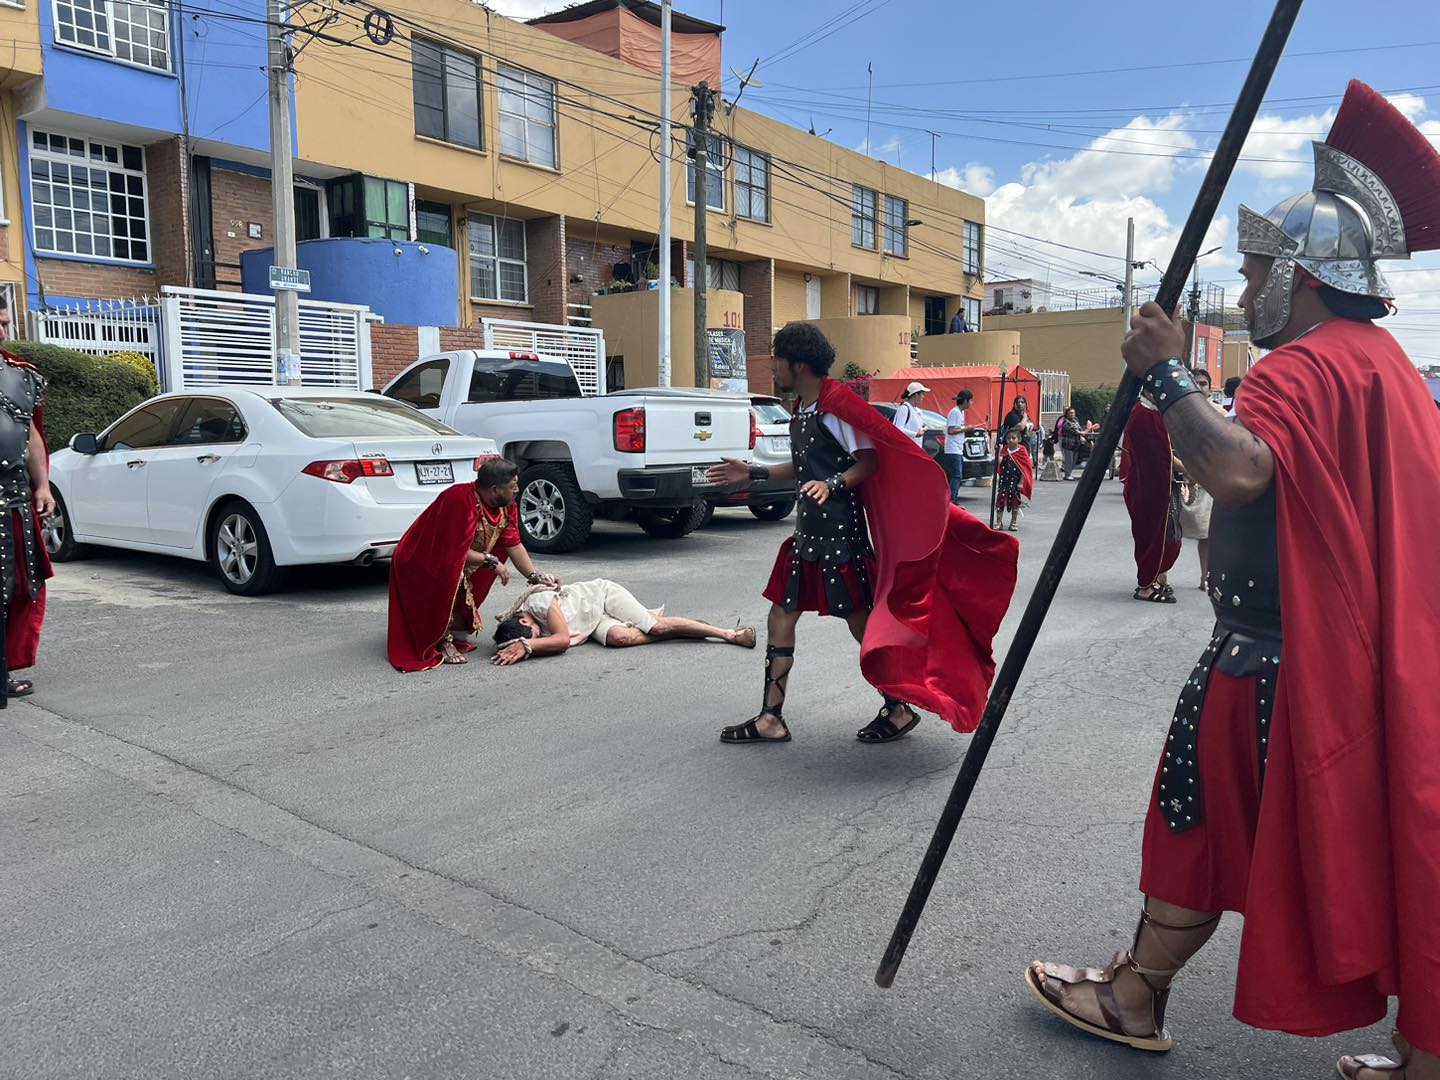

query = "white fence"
[
  {"left": 482, "top": 318, "right": 606, "bottom": 396},
  {"left": 27, "top": 298, "right": 165, "bottom": 367},
  {"left": 30, "top": 286, "right": 374, "bottom": 391}
]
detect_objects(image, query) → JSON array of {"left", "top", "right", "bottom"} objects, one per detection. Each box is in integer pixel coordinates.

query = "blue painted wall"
[
  {"left": 38, "top": 0, "right": 276, "bottom": 151},
  {"left": 241, "top": 239, "right": 460, "bottom": 327}
]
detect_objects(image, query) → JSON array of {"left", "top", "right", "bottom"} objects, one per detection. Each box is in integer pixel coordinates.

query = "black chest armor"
[{"left": 0, "top": 359, "right": 46, "bottom": 605}]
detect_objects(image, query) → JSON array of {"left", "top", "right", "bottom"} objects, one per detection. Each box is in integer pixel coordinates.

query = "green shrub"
[
  {"left": 1070, "top": 384, "right": 1118, "bottom": 425},
  {"left": 4, "top": 341, "right": 156, "bottom": 450},
  {"left": 105, "top": 350, "right": 161, "bottom": 394}
]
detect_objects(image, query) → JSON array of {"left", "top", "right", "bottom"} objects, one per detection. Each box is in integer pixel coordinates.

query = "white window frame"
[
  {"left": 52, "top": 0, "right": 172, "bottom": 73},
  {"left": 851, "top": 185, "right": 877, "bottom": 250},
  {"left": 0, "top": 284, "right": 18, "bottom": 331},
  {"left": 687, "top": 256, "right": 741, "bottom": 292},
  {"left": 963, "top": 220, "right": 983, "bottom": 274},
  {"left": 965, "top": 297, "right": 982, "bottom": 331},
  {"left": 468, "top": 213, "right": 529, "bottom": 304},
  {"left": 686, "top": 131, "right": 726, "bottom": 212},
  {"left": 734, "top": 146, "right": 769, "bottom": 223},
  {"left": 856, "top": 284, "right": 879, "bottom": 315},
  {"left": 411, "top": 36, "right": 483, "bottom": 151},
  {"left": 30, "top": 130, "right": 152, "bottom": 264},
  {"left": 883, "top": 194, "right": 907, "bottom": 256},
  {"left": 497, "top": 64, "right": 558, "bottom": 169}
]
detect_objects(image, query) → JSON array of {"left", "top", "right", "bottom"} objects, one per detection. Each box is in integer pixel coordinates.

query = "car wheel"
[
  {"left": 43, "top": 487, "right": 85, "bottom": 561},
  {"left": 697, "top": 502, "right": 716, "bottom": 528},
  {"left": 748, "top": 499, "right": 795, "bottom": 522},
  {"left": 634, "top": 501, "right": 708, "bottom": 539},
  {"left": 518, "top": 463, "right": 593, "bottom": 554},
  {"left": 209, "top": 501, "right": 283, "bottom": 595}
]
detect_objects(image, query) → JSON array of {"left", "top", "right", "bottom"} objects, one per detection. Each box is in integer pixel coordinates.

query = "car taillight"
[
  {"left": 302, "top": 458, "right": 395, "bottom": 484},
  {"left": 614, "top": 407, "right": 646, "bottom": 452},
  {"left": 749, "top": 413, "right": 761, "bottom": 450},
  {"left": 508, "top": 351, "right": 539, "bottom": 361}
]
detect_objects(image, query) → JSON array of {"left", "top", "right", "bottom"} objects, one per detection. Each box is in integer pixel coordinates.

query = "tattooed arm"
[{"left": 1121, "top": 301, "right": 1274, "bottom": 507}]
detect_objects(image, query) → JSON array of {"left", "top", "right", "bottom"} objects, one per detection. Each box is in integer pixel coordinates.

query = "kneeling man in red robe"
[
  {"left": 1026, "top": 82, "right": 1440, "bottom": 1079},
  {"left": 387, "top": 457, "right": 558, "bottom": 672}
]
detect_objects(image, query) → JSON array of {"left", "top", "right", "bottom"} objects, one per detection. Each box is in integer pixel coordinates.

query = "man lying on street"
[
  {"left": 707, "top": 322, "right": 1018, "bottom": 746},
  {"left": 488, "top": 578, "right": 755, "bottom": 665},
  {"left": 0, "top": 295, "right": 55, "bottom": 703},
  {"left": 386, "top": 457, "right": 558, "bottom": 672},
  {"left": 1024, "top": 81, "right": 1440, "bottom": 1080}
]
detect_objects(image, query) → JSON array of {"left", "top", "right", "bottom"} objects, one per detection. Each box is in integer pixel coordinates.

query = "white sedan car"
[{"left": 46, "top": 388, "right": 498, "bottom": 594}]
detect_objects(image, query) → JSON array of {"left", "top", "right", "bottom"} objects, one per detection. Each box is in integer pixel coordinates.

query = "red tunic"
[
  {"left": 386, "top": 485, "right": 519, "bottom": 672},
  {"left": 814, "top": 378, "right": 1019, "bottom": 733},
  {"left": 3, "top": 351, "right": 50, "bottom": 673},
  {"left": 1121, "top": 402, "right": 1181, "bottom": 588},
  {"left": 1142, "top": 318, "right": 1440, "bottom": 1052}
]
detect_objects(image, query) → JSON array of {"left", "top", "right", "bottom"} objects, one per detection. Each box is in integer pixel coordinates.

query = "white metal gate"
[
  {"left": 160, "top": 287, "right": 373, "bottom": 391},
  {"left": 482, "top": 318, "right": 606, "bottom": 396},
  {"left": 27, "top": 297, "right": 164, "bottom": 367}
]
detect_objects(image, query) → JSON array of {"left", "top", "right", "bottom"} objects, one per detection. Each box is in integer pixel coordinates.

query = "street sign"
[{"left": 268, "top": 265, "right": 311, "bottom": 293}]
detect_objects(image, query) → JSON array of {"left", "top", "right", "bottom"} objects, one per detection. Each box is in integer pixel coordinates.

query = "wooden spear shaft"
[{"left": 875, "top": 0, "right": 1306, "bottom": 989}]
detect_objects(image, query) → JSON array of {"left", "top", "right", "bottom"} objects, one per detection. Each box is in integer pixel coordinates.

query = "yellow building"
[
  {"left": 0, "top": 0, "right": 44, "bottom": 313},
  {"left": 290, "top": 0, "right": 987, "bottom": 389},
  {"left": 984, "top": 308, "right": 1129, "bottom": 390}
]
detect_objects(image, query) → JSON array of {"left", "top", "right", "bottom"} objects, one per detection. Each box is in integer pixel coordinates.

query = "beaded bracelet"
[{"left": 1142, "top": 358, "right": 1205, "bottom": 414}]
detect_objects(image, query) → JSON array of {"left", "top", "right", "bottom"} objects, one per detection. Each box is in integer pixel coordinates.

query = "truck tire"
[
  {"left": 748, "top": 498, "right": 795, "bottom": 522},
  {"left": 697, "top": 502, "right": 716, "bottom": 528},
  {"left": 518, "top": 463, "right": 593, "bottom": 553},
  {"left": 634, "top": 501, "right": 708, "bottom": 539}
]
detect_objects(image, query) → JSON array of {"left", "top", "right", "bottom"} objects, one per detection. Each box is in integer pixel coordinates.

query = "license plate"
[
  {"left": 691, "top": 465, "right": 715, "bottom": 487},
  {"left": 769, "top": 436, "right": 791, "bottom": 453},
  {"left": 415, "top": 461, "right": 454, "bottom": 485}
]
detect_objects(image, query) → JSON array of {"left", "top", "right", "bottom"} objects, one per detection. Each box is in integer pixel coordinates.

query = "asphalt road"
[{"left": 3, "top": 480, "right": 1390, "bottom": 1079}]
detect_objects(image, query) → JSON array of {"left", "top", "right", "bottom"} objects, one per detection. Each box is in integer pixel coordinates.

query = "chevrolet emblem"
[{"left": 693, "top": 430, "right": 713, "bottom": 441}]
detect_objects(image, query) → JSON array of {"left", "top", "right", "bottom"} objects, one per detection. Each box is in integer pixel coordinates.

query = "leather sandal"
[
  {"left": 1025, "top": 909, "right": 1220, "bottom": 1053},
  {"left": 1338, "top": 1031, "right": 1411, "bottom": 1079}
]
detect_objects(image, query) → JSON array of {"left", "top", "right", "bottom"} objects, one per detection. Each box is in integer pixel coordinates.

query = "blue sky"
[{"left": 497, "top": 0, "right": 1440, "bottom": 362}]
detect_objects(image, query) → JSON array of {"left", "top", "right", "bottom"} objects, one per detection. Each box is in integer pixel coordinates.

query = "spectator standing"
[
  {"left": 892, "top": 382, "right": 929, "bottom": 446},
  {"left": 949, "top": 310, "right": 970, "bottom": 333},
  {"left": 1000, "top": 394, "right": 1036, "bottom": 456},
  {"left": 1054, "top": 406, "right": 1086, "bottom": 480},
  {"left": 942, "top": 390, "right": 975, "bottom": 503},
  {"left": 1222, "top": 375, "right": 1242, "bottom": 417}
]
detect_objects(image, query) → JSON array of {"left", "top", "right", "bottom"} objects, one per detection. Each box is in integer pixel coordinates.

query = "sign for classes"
[{"left": 268, "top": 266, "right": 311, "bottom": 293}]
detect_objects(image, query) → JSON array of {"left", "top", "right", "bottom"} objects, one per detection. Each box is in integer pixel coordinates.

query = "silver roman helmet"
[{"left": 1235, "top": 80, "right": 1440, "bottom": 342}]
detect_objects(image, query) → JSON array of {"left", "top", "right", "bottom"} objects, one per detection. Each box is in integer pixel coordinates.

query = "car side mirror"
[{"left": 70, "top": 433, "right": 99, "bottom": 455}]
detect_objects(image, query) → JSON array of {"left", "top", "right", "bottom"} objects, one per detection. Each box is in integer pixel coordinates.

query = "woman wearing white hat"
[{"left": 893, "top": 381, "right": 929, "bottom": 446}]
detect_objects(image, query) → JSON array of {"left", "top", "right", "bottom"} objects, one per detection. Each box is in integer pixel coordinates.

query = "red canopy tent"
[{"left": 869, "top": 366, "right": 1043, "bottom": 433}]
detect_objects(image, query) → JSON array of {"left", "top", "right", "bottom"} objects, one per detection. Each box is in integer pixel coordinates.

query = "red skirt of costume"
[{"left": 763, "top": 536, "right": 874, "bottom": 617}]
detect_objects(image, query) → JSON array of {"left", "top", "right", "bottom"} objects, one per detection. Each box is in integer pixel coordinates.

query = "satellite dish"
[{"left": 730, "top": 66, "right": 764, "bottom": 90}]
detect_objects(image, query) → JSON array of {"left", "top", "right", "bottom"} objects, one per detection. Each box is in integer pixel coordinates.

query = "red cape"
[
  {"left": 3, "top": 351, "right": 51, "bottom": 672},
  {"left": 1121, "top": 403, "right": 1180, "bottom": 588},
  {"left": 1228, "top": 319, "right": 1440, "bottom": 1048},
  {"left": 386, "top": 485, "right": 515, "bottom": 672},
  {"left": 1000, "top": 444, "right": 1034, "bottom": 501},
  {"left": 818, "top": 378, "right": 1019, "bottom": 733}
]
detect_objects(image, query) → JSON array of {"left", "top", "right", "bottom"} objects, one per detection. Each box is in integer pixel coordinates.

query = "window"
[
  {"left": 851, "top": 185, "right": 877, "bottom": 249},
  {"left": 686, "top": 131, "right": 725, "bottom": 211},
  {"left": 963, "top": 220, "right": 982, "bottom": 274},
  {"left": 993, "top": 288, "right": 1006, "bottom": 309},
  {"left": 856, "top": 284, "right": 879, "bottom": 315},
  {"left": 468, "top": 213, "right": 528, "bottom": 303},
  {"left": 273, "top": 396, "right": 455, "bottom": 438},
  {"left": 30, "top": 131, "right": 149, "bottom": 262},
  {"left": 412, "top": 37, "right": 481, "bottom": 150},
  {"left": 467, "top": 359, "right": 580, "bottom": 403},
  {"left": 923, "top": 296, "right": 947, "bottom": 337},
  {"left": 294, "top": 186, "right": 325, "bottom": 242},
  {"left": 735, "top": 147, "right": 769, "bottom": 223},
  {"left": 103, "top": 399, "right": 184, "bottom": 451},
  {"left": 326, "top": 174, "right": 410, "bottom": 241},
  {"left": 498, "top": 64, "right": 557, "bottom": 168},
  {"left": 883, "top": 195, "right": 908, "bottom": 256},
  {"left": 169, "top": 398, "right": 245, "bottom": 445},
  {"left": 965, "top": 297, "right": 982, "bottom": 331},
  {"left": 53, "top": 0, "right": 170, "bottom": 72},
  {"left": 415, "top": 200, "right": 452, "bottom": 248},
  {"left": 687, "top": 256, "right": 741, "bottom": 292},
  {"left": 386, "top": 358, "right": 450, "bottom": 410}
]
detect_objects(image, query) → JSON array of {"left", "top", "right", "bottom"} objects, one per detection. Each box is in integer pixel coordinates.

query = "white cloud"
[
  {"left": 484, "top": 0, "right": 564, "bottom": 18},
  {"left": 935, "top": 163, "right": 995, "bottom": 198}
]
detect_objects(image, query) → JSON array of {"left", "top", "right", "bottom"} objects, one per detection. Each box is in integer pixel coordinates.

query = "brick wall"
[
  {"left": 209, "top": 164, "right": 274, "bottom": 291},
  {"left": 370, "top": 324, "right": 419, "bottom": 386},
  {"left": 746, "top": 354, "right": 774, "bottom": 397},
  {"left": 525, "top": 214, "right": 566, "bottom": 325},
  {"left": 564, "top": 234, "right": 631, "bottom": 311},
  {"left": 36, "top": 259, "right": 158, "bottom": 299},
  {"left": 740, "top": 258, "right": 773, "bottom": 358},
  {"left": 146, "top": 137, "right": 191, "bottom": 290},
  {"left": 438, "top": 327, "right": 486, "bottom": 350},
  {"left": 469, "top": 302, "right": 536, "bottom": 324}
]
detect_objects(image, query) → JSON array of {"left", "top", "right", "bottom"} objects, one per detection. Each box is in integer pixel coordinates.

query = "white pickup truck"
[{"left": 382, "top": 350, "right": 753, "bottom": 552}]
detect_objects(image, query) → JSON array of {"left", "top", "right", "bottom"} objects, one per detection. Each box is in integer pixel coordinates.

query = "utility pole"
[
  {"left": 926, "top": 130, "right": 939, "bottom": 182},
  {"left": 1122, "top": 217, "right": 1135, "bottom": 331},
  {"left": 1183, "top": 266, "right": 1201, "bottom": 366},
  {"left": 691, "top": 81, "right": 715, "bottom": 389},
  {"left": 267, "top": 0, "right": 300, "bottom": 383},
  {"left": 657, "top": 0, "right": 672, "bottom": 387}
]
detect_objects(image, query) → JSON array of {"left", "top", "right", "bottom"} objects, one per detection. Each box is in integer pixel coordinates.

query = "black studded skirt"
[{"left": 763, "top": 536, "right": 874, "bottom": 618}]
